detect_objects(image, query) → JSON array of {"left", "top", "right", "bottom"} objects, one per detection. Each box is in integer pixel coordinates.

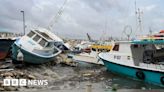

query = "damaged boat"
[
  {"left": 11, "top": 28, "right": 61, "bottom": 64},
  {"left": 0, "top": 30, "right": 20, "bottom": 60}
]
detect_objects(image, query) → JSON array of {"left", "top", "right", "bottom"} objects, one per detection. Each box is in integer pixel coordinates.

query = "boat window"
[
  {"left": 114, "top": 55, "right": 121, "bottom": 59},
  {"left": 114, "top": 55, "right": 117, "bottom": 59},
  {"left": 113, "top": 44, "right": 119, "bottom": 51},
  {"left": 39, "top": 39, "right": 47, "bottom": 47},
  {"left": 133, "top": 44, "right": 139, "bottom": 48},
  {"left": 27, "top": 31, "right": 35, "bottom": 37},
  {"left": 35, "top": 30, "right": 53, "bottom": 40},
  {"left": 127, "top": 56, "right": 130, "bottom": 60},
  {"left": 33, "top": 35, "right": 40, "bottom": 42}
]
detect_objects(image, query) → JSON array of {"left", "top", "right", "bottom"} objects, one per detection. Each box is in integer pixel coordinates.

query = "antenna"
[
  {"left": 100, "top": 18, "right": 108, "bottom": 41},
  {"left": 135, "top": 0, "right": 137, "bottom": 30},
  {"left": 135, "top": 0, "right": 144, "bottom": 35},
  {"left": 47, "top": 0, "right": 68, "bottom": 31},
  {"left": 149, "top": 27, "right": 153, "bottom": 36},
  {"left": 136, "top": 8, "right": 143, "bottom": 32}
]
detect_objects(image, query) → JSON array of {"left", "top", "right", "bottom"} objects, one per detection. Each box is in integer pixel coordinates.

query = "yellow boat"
[{"left": 89, "top": 44, "right": 112, "bottom": 51}]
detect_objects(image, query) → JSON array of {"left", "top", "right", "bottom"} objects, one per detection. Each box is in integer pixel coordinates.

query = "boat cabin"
[
  {"left": 110, "top": 40, "right": 164, "bottom": 66},
  {"left": 27, "top": 30, "right": 54, "bottom": 48}
]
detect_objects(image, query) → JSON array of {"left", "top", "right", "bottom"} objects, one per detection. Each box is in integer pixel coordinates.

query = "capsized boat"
[
  {"left": 72, "top": 42, "right": 113, "bottom": 66},
  {"left": 0, "top": 31, "right": 20, "bottom": 60},
  {"left": 99, "top": 40, "right": 164, "bottom": 86},
  {"left": 11, "top": 28, "right": 61, "bottom": 64}
]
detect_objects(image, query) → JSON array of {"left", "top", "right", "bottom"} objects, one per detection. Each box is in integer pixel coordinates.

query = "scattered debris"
[
  {"left": 112, "top": 84, "right": 118, "bottom": 91},
  {"left": 0, "top": 69, "right": 14, "bottom": 72},
  {"left": 27, "top": 75, "right": 36, "bottom": 79}
]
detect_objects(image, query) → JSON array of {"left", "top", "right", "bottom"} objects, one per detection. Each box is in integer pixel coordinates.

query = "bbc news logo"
[{"left": 3, "top": 79, "right": 48, "bottom": 86}]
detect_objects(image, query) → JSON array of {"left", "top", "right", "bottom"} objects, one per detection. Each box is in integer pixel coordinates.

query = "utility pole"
[{"left": 21, "top": 11, "right": 26, "bottom": 35}]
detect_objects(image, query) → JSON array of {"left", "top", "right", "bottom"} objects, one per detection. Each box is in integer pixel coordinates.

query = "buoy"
[{"left": 17, "top": 49, "right": 24, "bottom": 61}]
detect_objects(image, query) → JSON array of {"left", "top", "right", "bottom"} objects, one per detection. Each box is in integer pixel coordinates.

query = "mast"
[
  {"left": 135, "top": 0, "right": 137, "bottom": 31},
  {"left": 136, "top": 8, "right": 143, "bottom": 32},
  {"left": 149, "top": 27, "right": 153, "bottom": 36},
  {"left": 47, "top": 0, "right": 68, "bottom": 31},
  {"left": 135, "top": 1, "right": 144, "bottom": 34}
]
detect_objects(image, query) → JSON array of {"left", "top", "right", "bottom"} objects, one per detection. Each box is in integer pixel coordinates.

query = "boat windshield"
[
  {"left": 39, "top": 39, "right": 47, "bottom": 47},
  {"left": 113, "top": 44, "right": 119, "bottom": 51},
  {"left": 35, "top": 30, "right": 53, "bottom": 40},
  {"left": 33, "top": 34, "right": 40, "bottom": 42}
]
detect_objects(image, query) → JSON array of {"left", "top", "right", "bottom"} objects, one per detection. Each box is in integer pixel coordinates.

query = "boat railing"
[{"left": 139, "top": 63, "right": 164, "bottom": 70}]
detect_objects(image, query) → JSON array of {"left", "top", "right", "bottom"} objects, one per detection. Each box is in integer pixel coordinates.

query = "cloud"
[{"left": 0, "top": 0, "right": 163, "bottom": 39}]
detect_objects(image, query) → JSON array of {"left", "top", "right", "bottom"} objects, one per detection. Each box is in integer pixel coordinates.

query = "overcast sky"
[{"left": 0, "top": 0, "right": 164, "bottom": 40}]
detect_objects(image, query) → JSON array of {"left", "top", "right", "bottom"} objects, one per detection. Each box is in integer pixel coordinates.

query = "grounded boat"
[
  {"left": 0, "top": 31, "right": 19, "bottom": 60},
  {"left": 72, "top": 43, "right": 113, "bottom": 66},
  {"left": 99, "top": 39, "right": 164, "bottom": 86},
  {"left": 12, "top": 28, "right": 61, "bottom": 64}
]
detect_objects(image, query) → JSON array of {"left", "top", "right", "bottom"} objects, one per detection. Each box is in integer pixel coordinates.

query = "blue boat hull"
[
  {"left": 100, "top": 58, "right": 164, "bottom": 87},
  {"left": 12, "top": 43, "right": 55, "bottom": 64}
]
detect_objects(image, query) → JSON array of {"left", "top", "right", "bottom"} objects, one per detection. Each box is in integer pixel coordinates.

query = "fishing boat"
[
  {"left": 0, "top": 31, "right": 19, "bottom": 60},
  {"left": 98, "top": 39, "right": 164, "bottom": 86},
  {"left": 72, "top": 43, "right": 113, "bottom": 66},
  {"left": 11, "top": 28, "right": 61, "bottom": 64}
]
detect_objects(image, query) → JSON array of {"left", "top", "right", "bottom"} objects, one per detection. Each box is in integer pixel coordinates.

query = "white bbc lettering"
[
  {"left": 3, "top": 79, "right": 48, "bottom": 86},
  {"left": 11, "top": 79, "right": 19, "bottom": 86},
  {"left": 19, "top": 79, "right": 27, "bottom": 86},
  {"left": 3, "top": 79, "right": 11, "bottom": 86}
]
